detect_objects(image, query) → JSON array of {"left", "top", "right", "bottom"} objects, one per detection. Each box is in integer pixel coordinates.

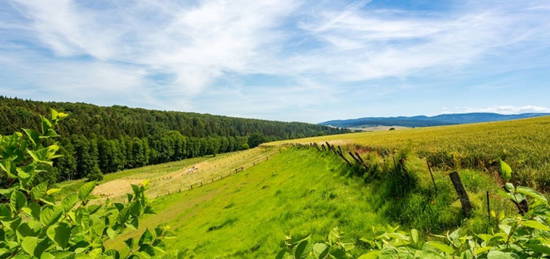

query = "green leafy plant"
[
  {"left": 277, "top": 228, "right": 355, "bottom": 259},
  {"left": 0, "top": 110, "right": 171, "bottom": 258},
  {"left": 279, "top": 161, "right": 550, "bottom": 258}
]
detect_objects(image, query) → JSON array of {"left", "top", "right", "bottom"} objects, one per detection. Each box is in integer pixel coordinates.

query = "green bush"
[
  {"left": 278, "top": 157, "right": 550, "bottom": 258},
  {"left": 0, "top": 110, "right": 171, "bottom": 258}
]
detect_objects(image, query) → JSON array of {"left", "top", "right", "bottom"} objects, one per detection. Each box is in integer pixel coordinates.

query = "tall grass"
[{"left": 269, "top": 116, "right": 550, "bottom": 190}]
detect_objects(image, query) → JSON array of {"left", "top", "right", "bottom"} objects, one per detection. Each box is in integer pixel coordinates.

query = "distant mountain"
[{"left": 320, "top": 113, "right": 550, "bottom": 128}]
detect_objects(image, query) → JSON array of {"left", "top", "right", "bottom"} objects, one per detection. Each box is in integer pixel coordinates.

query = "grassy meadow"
[
  {"left": 48, "top": 117, "right": 549, "bottom": 257},
  {"left": 97, "top": 147, "right": 509, "bottom": 258},
  {"left": 105, "top": 148, "right": 388, "bottom": 257}
]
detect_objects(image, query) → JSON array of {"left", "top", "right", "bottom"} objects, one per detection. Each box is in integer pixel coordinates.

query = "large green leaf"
[
  {"left": 0, "top": 204, "right": 11, "bottom": 219},
  {"left": 358, "top": 251, "right": 380, "bottom": 259},
  {"left": 10, "top": 190, "right": 26, "bottom": 212},
  {"left": 138, "top": 229, "right": 154, "bottom": 246},
  {"left": 31, "top": 182, "right": 48, "bottom": 200},
  {"left": 47, "top": 223, "right": 71, "bottom": 248},
  {"left": 425, "top": 241, "right": 454, "bottom": 254},
  {"left": 515, "top": 186, "right": 547, "bottom": 203},
  {"left": 21, "top": 236, "right": 39, "bottom": 256},
  {"left": 40, "top": 207, "right": 63, "bottom": 227},
  {"left": 525, "top": 244, "right": 550, "bottom": 254},
  {"left": 499, "top": 160, "right": 512, "bottom": 181},
  {"left": 294, "top": 239, "right": 309, "bottom": 259},
  {"left": 312, "top": 243, "right": 329, "bottom": 259},
  {"left": 51, "top": 109, "right": 69, "bottom": 121},
  {"left": 410, "top": 229, "right": 419, "bottom": 244},
  {"left": 521, "top": 220, "right": 550, "bottom": 231},
  {"left": 22, "top": 129, "right": 40, "bottom": 146},
  {"left": 0, "top": 159, "right": 16, "bottom": 178},
  {"left": 61, "top": 193, "right": 79, "bottom": 212},
  {"left": 78, "top": 182, "right": 96, "bottom": 201},
  {"left": 487, "top": 250, "right": 516, "bottom": 259}
]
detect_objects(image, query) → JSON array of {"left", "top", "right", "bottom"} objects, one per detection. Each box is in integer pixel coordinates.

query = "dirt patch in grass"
[{"left": 92, "top": 179, "right": 143, "bottom": 198}]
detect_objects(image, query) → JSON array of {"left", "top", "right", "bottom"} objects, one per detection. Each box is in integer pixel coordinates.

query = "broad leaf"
[
  {"left": 499, "top": 160, "right": 512, "bottom": 181},
  {"left": 312, "top": 243, "right": 329, "bottom": 258},
  {"left": 61, "top": 193, "right": 79, "bottom": 212},
  {"left": 0, "top": 204, "right": 11, "bottom": 219},
  {"left": 10, "top": 190, "right": 26, "bottom": 212},
  {"left": 487, "top": 250, "right": 516, "bottom": 259},
  {"left": 31, "top": 182, "right": 48, "bottom": 200},
  {"left": 40, "top": 207, "right": 63, "bottom": 227},
  {"left": 78, "top": 182, "right": 96, "bottom": 201},
  {"left": 47, "top": 223, "right": 71, "bottom": 248},
  {"left": 294, "top": 239, "right": 308, "bottom": 259},
  {"left": 425, "top": 241, "right": 454, "bottom": 254},
  {"left": 525, "top": 244, "right": 550, "bottom": 254},
  {"left": 516, "top": 186, "right": 547, "bottom": 203},
  {"left": 358, "top": 251, "right": 380, "bottom": 259},
  {"left": 410, "top": 229, "right": 419, "bottom": 244},
  {"left": 521, "top": 220, "right": 550, "bottom": 231},
  {"left": 21, "top": 236, "right": 39, "bottom": 256}
]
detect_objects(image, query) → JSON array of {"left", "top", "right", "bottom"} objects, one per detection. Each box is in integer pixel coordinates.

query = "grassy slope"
[
  {"left": 269, "top": 116, "right": 550, "bottom": 190},
  {"left": 109, "top": 148, "right": 385, "bottom": 258},
  {"left": 56, "top": 155, "right": 212, "bottom": 198},
  {"left": 57, "top": 148, "right": 276, "bottom": 201},
  {"left": 52, "top": 117, "right": 545, "bottom": 257}
]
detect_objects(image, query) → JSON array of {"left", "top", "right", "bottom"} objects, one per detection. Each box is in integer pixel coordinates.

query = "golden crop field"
[{"left": 268, "top": 116, "right": 550, "bottom": 190}]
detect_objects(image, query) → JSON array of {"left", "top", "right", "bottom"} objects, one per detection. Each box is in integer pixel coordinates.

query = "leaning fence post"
[
  {"left": 336, "top": 148, "right": 351, "bottom": 166},
  {"left": 486, "top": 191, "right": 491, "bottom": 228},
  {"left": 449, "top": 171, "right": 472, "bottom": 216},
  {"left": 426, "top": 161, "right": 438, "bottom": 193}
]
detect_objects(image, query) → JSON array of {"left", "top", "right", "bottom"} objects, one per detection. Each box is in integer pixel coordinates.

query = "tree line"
[{"left": 1, "top": 96, "right": 348, "bottom": 182}]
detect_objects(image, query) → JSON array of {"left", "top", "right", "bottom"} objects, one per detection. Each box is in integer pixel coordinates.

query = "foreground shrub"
[
  {"left": 0, "top": 110, "right": 171, "bottom": 258},
  {"left": 278, "top": 159, "right": 550, "bottom": 258}
]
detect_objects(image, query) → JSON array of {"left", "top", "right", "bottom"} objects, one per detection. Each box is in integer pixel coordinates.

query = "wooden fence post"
[
  {"left": 486, "top": 191, "right": 491, "bottom": 224},
  {"left": 313, "top": 143, "right": 320, "bottom": 151},
  {"left": 426, "top": 161, "right": 438, "bottom": 193},
  {"left": 336, "top": 148, "right": 351, "bottom": 166},
  {"left": 349, "top": 152, "right": 368, "bottom": 170},
  {"left": 449, "top": 171, "right": 472, "bottom": 216}
]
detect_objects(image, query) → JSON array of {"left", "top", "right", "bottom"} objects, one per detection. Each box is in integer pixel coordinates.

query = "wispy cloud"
[{"left": 444, "top": 106, "right": 550, "bottom": 115}]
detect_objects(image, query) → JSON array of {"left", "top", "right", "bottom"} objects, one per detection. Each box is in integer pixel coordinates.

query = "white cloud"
[
  {"left": 444, "top": 106, "right": 550, "bottom": 115},
  {"left": 8, "top": 0, "right": 297, "bottom": 95},
  {"left": 284, "top": 2, "right": 550, "bottom": 81}
]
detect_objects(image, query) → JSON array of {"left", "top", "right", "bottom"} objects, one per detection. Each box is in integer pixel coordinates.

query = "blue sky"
[{"left": 1, "top": 0, "right": 549, "bottom": 123}]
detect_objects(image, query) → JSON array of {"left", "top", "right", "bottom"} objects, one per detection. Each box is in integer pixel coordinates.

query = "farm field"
[
  {"left": 58, "top": 147, "right": 277, "bottom": 201},
  {"left": 107, "top": 148, "right": 387, "bottom": 257},
  {"left": 102, "top": 146, "right": 509, "bottom": 258},
  {"left": 269, "top": 116, "right": 550, "bottom": 190}
]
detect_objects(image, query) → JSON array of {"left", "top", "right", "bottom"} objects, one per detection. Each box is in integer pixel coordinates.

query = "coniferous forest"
[{"left": 0, "top": 96, "right": 347, "bottom": 184}]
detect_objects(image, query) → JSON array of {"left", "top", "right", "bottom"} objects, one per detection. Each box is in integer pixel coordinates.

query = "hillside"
[
  {"left": 0, "top": 96, "right": 346, "bottom": 183},
  {"left": 43, "top": 114, "right": 549, "bottom": 257},
  {"left": 70, "top": 147, "right": 498, "bottom": 258},
  {"left": 321, "top": 112, "right": 550, "bottom": 128},
  {"left": 273, "top": 116, "right": 550, "bottom": 190},
  {"left": 1, "top": 96, "right": 346, "bottom": 139}
]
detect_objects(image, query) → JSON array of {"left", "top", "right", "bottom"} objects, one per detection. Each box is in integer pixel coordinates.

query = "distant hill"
[{"left": 320, "top": 112, "right": 550, "bottom": 128}]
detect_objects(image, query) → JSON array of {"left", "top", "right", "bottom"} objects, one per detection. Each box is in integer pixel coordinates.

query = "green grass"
[
  {"left": 269, "top": 116, "right": 550, "bottom": 190},
  {"left": 56, "top": 155, "right": 213, "bottom": 198},
  {"left": 108, "top": 148, "right": 387, "bottom": 258},
  {"left": 53, "top": 117, "right": 547, "bottom": 257},
  {"left": 103, "top": 147, "right": 508, "bottom": 258}
]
